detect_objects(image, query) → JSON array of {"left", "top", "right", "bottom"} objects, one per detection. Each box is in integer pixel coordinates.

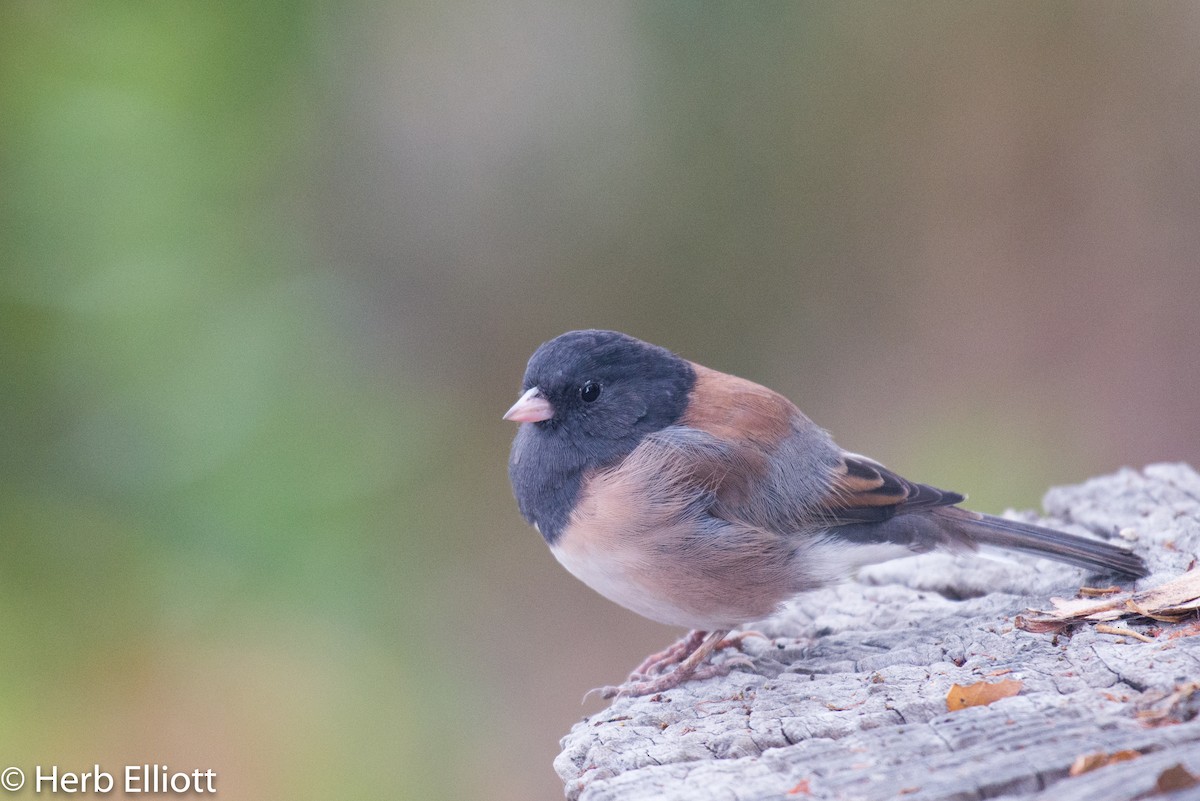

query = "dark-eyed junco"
[{"left": 504, "top": 330, "right": 1146, "bottom": 698}]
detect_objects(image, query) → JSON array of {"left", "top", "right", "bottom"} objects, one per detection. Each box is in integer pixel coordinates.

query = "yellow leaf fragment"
[
  {"left": 946, "top": 678, "right": 1023, "bottom": 712},
  {"left": 1068, "top": 749, "right": 1141, "bottom": 777}
]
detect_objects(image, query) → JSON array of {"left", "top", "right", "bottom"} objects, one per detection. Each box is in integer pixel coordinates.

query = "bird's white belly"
[{"left": 550, "top": 540, "right": 719, "bottom": 629}]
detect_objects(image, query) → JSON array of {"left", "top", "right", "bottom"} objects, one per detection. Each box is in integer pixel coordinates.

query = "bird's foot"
[
  {"left": 715, "top": 629, "right": 766, "bottom": 652},
  {"left": 627, "top": 629, "right": 765, "bottom": 681},
  {"left": 595, "top": 654, "right": 755, "bottom": 700},
  {"left": 590, "top": 629, "right": 761, "bottom": 700},
  {"left": 626, "top": 630, "right": 708, "bottom": 680}
]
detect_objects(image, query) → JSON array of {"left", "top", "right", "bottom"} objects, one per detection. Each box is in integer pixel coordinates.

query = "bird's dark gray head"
[
  {"left": 505, "top": 330, "right": 695, "bottom": 543},
  {"left": 516, "top": 330, "right": 694, "bottom": 440}
]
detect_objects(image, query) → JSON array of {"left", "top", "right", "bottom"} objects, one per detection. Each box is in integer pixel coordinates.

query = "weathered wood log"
[{"left": 555, "top": 464, "right": 1200, "bottom": 801}]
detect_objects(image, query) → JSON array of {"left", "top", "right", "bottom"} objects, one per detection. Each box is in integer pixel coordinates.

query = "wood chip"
[
  {"left": 1018, "top": 570, "right": 1200, "bottom": 631},
  {"left": 1079, "top": 585, "right": 1123, "bottom": 597},
  {"left": 1095, "top": 624, "right": 1157, "bottom": 643},
  {"left": 1154, "top": 763, "right": 1199, "bottom": 793}
]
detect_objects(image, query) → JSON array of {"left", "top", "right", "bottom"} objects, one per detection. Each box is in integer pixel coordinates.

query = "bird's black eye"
[{"left": 580, "top": 381, "right": 601, "bottom": 403}]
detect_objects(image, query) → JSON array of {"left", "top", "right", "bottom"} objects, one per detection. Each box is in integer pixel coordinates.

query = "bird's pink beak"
[{"left": 503, "top": 387, "right": 555, "bottom": 423}]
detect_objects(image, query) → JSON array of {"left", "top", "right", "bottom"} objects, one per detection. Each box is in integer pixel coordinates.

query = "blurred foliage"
[
  {"left": 2, "top": 3, "right": 1198, "bottom": 800},
  {"left": 0, "top": 4, "right": 467, "bottom": 799}
]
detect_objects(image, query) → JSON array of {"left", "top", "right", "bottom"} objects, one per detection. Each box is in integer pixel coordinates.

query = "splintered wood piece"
[{"left": 1019, "top": 570, "right": 1200, "bottom": 630}]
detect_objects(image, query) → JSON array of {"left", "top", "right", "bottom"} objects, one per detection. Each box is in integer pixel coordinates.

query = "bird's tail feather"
[{"left": 950, "top": 509, "right": 1147, "bottom": 579}]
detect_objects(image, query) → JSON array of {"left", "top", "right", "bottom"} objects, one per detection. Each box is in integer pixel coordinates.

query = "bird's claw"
[{"left": 594, "top": 651, "right": 758, "bottom": 700}]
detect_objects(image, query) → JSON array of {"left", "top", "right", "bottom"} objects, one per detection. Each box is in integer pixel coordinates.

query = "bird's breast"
[{"left": 550, "top": 441, "right": 804, "bottom": 630}]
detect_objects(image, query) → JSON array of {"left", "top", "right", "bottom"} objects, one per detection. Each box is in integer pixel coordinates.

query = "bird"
[{"left": 503, "top": 330, "right": 1147, "bottom": 698}]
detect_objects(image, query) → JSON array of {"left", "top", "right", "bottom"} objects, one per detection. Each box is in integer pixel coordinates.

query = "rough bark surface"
[{"left": 555, "top": 463, "right": 1200, "bottom": 801}]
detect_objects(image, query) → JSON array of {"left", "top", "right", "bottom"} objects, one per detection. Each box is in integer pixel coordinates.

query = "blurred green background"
[{"left": 2, "top": 3, "right": 1198, "bottom": 799}]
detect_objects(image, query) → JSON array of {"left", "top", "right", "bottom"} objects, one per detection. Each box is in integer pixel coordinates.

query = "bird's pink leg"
[
  {"left": 596, "top": 629, "right": 762, "bottom": 699},
  {"left": 715, "top": 630, "right": 765, "bottom": 651},
  {"left": 627, "top": 630, "right": 708, "bottom": 680}
]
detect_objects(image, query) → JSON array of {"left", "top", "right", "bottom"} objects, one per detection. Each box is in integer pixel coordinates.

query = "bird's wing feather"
[
  {"left": 817, "top": 453, "right": 964, "bottom": 524},
  {"left": 678, "top": 362, "right": 963, "bottom": 530}
]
